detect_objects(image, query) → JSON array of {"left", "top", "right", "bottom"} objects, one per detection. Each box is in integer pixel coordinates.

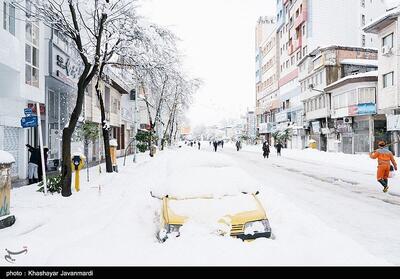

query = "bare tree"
[{"left": 21, "top": 0, "right": 137, "bottom": 196}]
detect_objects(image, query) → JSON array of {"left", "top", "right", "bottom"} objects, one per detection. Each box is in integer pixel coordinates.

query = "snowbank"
[{"left": 0, "top": 150, "right": 15, "bottom": 165}]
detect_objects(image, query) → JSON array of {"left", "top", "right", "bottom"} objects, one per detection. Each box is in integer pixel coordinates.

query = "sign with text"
[
  {"left": 27, "top": 103, "right": 45, "bottom": 114},
  {"left": 348, "top": 103, "right": 376, "bottom": 116},
  {"left": 311, "top": 121, "right": 321, "bottom": 134},
  {"left": 21, "top": 116, "right": 38, "bottom": 128},
  {"left": 24, "top": 108, "right": 32, "bottom": 116}
]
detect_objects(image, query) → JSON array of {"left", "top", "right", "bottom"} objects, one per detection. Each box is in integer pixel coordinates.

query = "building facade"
[
  {"left": 298, "top": 46, "right": 378, "bottom": 151},
  {"left": 256, "top": 0, "right": 387, "bottom": 151},
  {"left": 364, "top": 6, "right": 400, "bottom": 155},
  {"left": 0, "top": 1, "right": 46, "bottom": 179}
]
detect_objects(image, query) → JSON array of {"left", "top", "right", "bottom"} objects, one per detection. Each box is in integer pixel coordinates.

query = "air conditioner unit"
[
  {"left": 343, "top": 117, "right": 352, "bottom": 124},
  {"left": 382, "top": 45, "right": 393, "bottom": 56}
]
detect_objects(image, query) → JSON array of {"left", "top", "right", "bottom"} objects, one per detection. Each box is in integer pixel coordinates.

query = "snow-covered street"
[{"left": 1, "top": 144, "right": 400, "bottom": 266}]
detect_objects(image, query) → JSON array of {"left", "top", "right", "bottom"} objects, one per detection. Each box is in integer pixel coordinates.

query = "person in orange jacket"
[{"left": 370, "top": 141, "right": 397, "bottom": 192}]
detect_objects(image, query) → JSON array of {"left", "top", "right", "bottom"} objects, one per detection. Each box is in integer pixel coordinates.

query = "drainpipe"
[{"left": 396, "top": 20, "right": 400, "bottom": 156}]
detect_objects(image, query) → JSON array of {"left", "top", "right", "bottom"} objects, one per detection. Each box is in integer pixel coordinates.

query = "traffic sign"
[
  {"left": 21, "top": 116, "right": 38, "bottom": 128},
  {"left": 24, "top": 108, "right": 33, "bottom": 116}
]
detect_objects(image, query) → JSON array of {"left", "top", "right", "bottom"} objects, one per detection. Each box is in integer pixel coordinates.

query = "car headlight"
[{"left": 244, "top": 219, "right": 271, "bottom": 235}]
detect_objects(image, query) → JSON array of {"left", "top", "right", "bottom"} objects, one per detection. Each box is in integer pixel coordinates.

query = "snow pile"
[
  {"left": 0, "top": 146, "right": 395, "bottom": 266},
  {"left": 169, "top": 194, "right": 258, "bottom": 225},
  {"left": 109, "top": 139, "right": 118, "bottom": 147},
  {"left": 0, "top": 150, "right": 15, "bottom": 165}
]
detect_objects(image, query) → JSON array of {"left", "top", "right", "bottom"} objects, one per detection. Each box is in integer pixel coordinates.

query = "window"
[
  {"left": 382, "top": 33, "right": 394, "bottom": 48},
  {"left": 112, "top": 97, "right": 118, "bottom": 114},
  {"left": 3, "top": 1, "right": 15, "bottom": 35},
  {"left": 383, "top": 72, "right": 394, "bottom": 88},
  {"left": 348, "top": 89, "right": 358, "bottom": 106},
  {"left": 362, "top": 34, "right": 366, "bottom": 47},
  {"left": 358, "top": 87, "right": 375, "bottom": 103},
  {"left": 303, "top": 46, "right": 307, "bottom": 56},
  {"left": 361, "top": 14, "right": 365, "bottom": 26},
  {"left": 25, "top": 11, "right": 40, "bottom": 87},
  {"left": 361, "top": 0, "right": 365, "bottom": 7}
]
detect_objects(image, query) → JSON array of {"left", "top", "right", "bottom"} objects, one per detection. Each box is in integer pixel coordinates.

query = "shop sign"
[
  {"left": 348, "top": 103, "right": 376, "bottom": 116},
  {"left": 27, "top": 103, "right": 45, "bottom": 114},
  {"left": 335, "top": 120, "right": 352, "bottom": 133},
  {"left": 387, "top": 114, "right": 400, "bottom": 131},
  {"left": 311, "top": 121, "right": 321, "bottom": 133},
  {"left": 275, "top": 111, "right": 288, "bottom": 123}
]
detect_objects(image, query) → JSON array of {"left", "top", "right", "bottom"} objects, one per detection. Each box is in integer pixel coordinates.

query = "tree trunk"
[
  {"left": 61, "top": 85, "right": 86, "bottom": 196},
  {"left": 61, "top": 128, "right": 72, "bottom": 197},
  {"left": 97, "top": 88, "right": 113, "bottom": 172}
]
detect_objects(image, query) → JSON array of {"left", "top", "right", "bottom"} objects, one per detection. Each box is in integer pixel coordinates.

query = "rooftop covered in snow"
[
  {"left": 363, "top": 6, "right": 400, "bottom": 34},
  {"left": 340, "top": 59, "right": 378, "bottom": 67},
  {"left": 325, "top": 71, "right": 378, "bottom": 92}
]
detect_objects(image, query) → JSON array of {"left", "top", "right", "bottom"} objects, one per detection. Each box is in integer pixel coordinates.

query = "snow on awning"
[
  {"left": 325, "top": 71, "right": 378, "bottom": 92},
  {"left": 340, "top": 59, "right": 378, "bottom": 67},
  {"left": 364, "top": 6, "right": 400, "bottom": 34}
]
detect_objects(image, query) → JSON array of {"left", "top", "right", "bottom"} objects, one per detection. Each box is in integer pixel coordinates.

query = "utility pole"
[{"left": 133, "top": 89, "right": 138, "bottom": 163}]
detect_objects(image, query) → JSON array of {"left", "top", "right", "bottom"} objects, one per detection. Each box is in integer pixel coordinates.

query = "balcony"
[
  {"left": 288, "top": 43, "right": 294, "bottom": 55},
  {"left": 294, "top": 9, "right": 307, "bottom": 29},
  {"left": 293, "top": 36, "right": 302, "bottom": 52}
]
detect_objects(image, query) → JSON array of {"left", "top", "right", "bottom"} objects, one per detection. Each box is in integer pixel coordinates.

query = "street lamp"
[
  {"left": 308, "top": 84, "right": 330, "bottom": 133},
  {"left": 132, "top": 89, "right": 138, "bottom": 163}
]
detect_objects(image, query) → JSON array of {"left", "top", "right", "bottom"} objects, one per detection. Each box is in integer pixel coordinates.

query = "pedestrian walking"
[
  {"left": 198, "top": 141, "right": 201, "bottom": 150},
  {"left": 213, "top": 141, "right": 218, "bottom": 152},
  {"left": 370, "top": 141, "right": 397, "bottom": 193},
  {"left": 26, "top": 144, "right": 40, "bottom": 184},
  {"left": 275, "top": 142, "right": 283, "bottom": 156},
  {"left": 262, "top": 142, "right": 270, "bottom": 159},
  {"left": 221, "top": 140, "right": 224, "bottom": 149},
  {"left": 236, "top": 141, "right": 240, "bottom": 151}
]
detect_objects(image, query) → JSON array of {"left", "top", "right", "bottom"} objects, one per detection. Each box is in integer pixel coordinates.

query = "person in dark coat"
[
  {"left": 262, "top": 142, "right": 270, "bottom": 158},
  {"left": 26, "top": 144, "right": 41, "bottom": 184},
  {"left": 198, "top": 142, "right": 201, "bottom": 150},
  {"left": 213, "top": 141, "right": 218, "bottom": 152},
  {"left": 221, "top": 140, "right": 224, "bottom": 149},
  {"left": 275, "top": 142, "right": 283, "bottom": 156},
  {"left": 236, "top": 141, "right": 240, "bottom": 151}
]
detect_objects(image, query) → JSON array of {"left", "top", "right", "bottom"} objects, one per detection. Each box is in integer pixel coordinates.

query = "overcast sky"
[
  {"left": 137, "top": 0, "right": 400, "bottom": 128},
  {"left": 137, "top": 0, "right": 276, "bottom": 127}
]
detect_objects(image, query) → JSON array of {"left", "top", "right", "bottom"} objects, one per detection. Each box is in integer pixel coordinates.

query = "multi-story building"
[
  {"left": 255, "top": 16, "right": 276, "bottom": 142},
  {"left": 325, "top": 70, "right": 380, "bottom": 154},
  {"left": 246, "top": 111, "right": 257, "bottom": 142},
  {"left": 298, "top": 46, "right": 378, "bottom": 151},
  {"left": 259, "top": 0, "right": 387, "bottom": 150},
  {"left": 0, "top": 1, "right": 46, "bottom": 179},
  {"left": 364, "top": 5, "right": 400, "bottom": 155}
]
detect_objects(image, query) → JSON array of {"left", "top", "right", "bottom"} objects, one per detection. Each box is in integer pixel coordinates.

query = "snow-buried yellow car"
[{"left": 154, "top": 191, "right": 272, "bottom": 242}]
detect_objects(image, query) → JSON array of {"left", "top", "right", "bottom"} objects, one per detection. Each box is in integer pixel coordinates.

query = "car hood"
[{"left": 163, "top": 194, "right": 267, "bottom": 229}]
